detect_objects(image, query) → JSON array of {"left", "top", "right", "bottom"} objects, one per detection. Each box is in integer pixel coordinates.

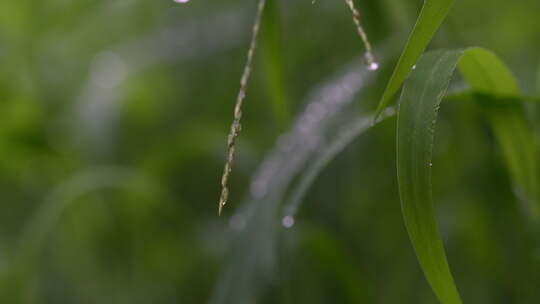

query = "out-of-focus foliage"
[{"left": 0, "top": 0, "right": 539, "bottom": 303}]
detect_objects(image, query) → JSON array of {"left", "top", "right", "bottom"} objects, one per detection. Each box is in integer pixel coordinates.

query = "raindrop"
[
  {"left": 174, "top": 0, "right": 190, "bottom": 3},
  {"left": 429, "top": 162, "right": 433, "bottom": 167},
  {"left": 412, "top": 65, "right": 417, "bottom": 70},
  {"left": 282, "top": 215, "right": 295, "bottom": 229},
  {"left": 367, "top": 62, "right": 379, "bottom": 71}
]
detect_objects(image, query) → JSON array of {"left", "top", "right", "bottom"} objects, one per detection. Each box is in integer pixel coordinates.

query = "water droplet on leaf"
[
  {"left": 367, "top": 62, "right": 379, "bottom": 71},
  {"left": 282, "top": 215, "right": 295, "bottom": 229},
  {"left": 174, "top": 0, "right": 190, "bottom": 3}
]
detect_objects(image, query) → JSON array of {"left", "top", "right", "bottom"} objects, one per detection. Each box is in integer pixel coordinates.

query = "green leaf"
[
  {"left": 375, "top": 0, "right": 455, "bottom": 119},
  {"left": 397, "top": 48, "right": 538, "bottom": 303},
  {"left": 260, "top": 0, "right": 289, "bottom": 128},
  {"left": 397, "top": 49, "right": 464, "bottom": 304},
  {"left": 459, "top": 48, "right": 538, "bottom": 218},
  {"left": 458, "top": 48, "right": 519, "bottom": 96},
  {"left": 480, "top": 96, "right": 539, "bottom": 219},
  {"left": 537, "top": 60, "right": 540, "bottom": 95}
]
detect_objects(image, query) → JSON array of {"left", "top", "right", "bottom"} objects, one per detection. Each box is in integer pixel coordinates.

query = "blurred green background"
[{"left": 0, "top": 0, "right": 539, "bottom": 303}]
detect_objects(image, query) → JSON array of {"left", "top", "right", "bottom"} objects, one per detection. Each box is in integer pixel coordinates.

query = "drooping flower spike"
[{"left": 218, "top": 0, "right": 267, "bottom": 215}]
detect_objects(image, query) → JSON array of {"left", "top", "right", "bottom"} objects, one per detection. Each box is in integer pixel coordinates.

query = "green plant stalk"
[{"left": 375, "top": 0, "right": 455, "bottom": 119}]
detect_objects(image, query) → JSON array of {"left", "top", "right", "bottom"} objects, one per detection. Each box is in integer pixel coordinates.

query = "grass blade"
[
  {"left": 397, "top": 49, "right": 464, "bottom": 304},
  {"left": 458, "top": 48, "right": 519, "bottom": 96},
  {"left": 397, "top": 48, "right": 538, "bottom": 303},
  {"left": 211, "top": 55, "right": 383, "bottom": 304},
  {"left": 537, "top": 61, "right": 540, "bottom": 95},
  {"left": 481, "top": 96, "right": 539, "bottom": 219},
  {"left": 283, "top": 108, "right": 395, "bottom": 217},
  {"left": 260, "top": 0, "right": 289, "bottom": 127},
  {"left": 459, "top": 48, "right": 538, "bottom": 219},
  {"left": 375, "top": 0, "right": 454, "bottom": 118}
]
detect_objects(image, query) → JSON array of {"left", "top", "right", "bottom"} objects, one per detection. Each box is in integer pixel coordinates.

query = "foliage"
[{"left": 0, "top": 0, "right": 539, "bottom": 303}]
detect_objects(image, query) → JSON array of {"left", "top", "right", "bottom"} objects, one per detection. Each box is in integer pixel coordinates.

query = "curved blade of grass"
[
  {"left": 480, "top": 95, "right": 539, "bottom": 220},
  {"left": 397, "top": 49, "right": 464, "bottom": 304},
  {"left": 210, "top": 55, "right": 384, "bottom": 304},
  {"left": 283, "top": 108, "right": 395, "bottom": 217},
  {"left": 459, "top": 48, "right": 538, "bottom": 219},
  {"left": 260, "top": 0, "right": 289, "bottom": 127},
  {"left": 397, "top": 47, "right": 538, "bottom": 303},
  {"left": 374, "top": 0, "right": 454, "bottom": 119},
  {"left": 458, "top": 48, "right": 519, "bottom": 96}
]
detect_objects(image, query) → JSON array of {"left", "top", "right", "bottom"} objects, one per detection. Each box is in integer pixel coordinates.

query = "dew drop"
[
  {"left": 412, "top": 65, "right": 417, "bottom": 70},
  {"left": 174, "top": 0, "right": 190, "bottom": 3},
  {"left": 282, "top": 215, "right": 295, "bottom": 229},
  {"left": 429, "top": 162, "right": 433, "bottom": 167},
  {"left": 367, "top": 62, "right": 379, "bottom": 71}
]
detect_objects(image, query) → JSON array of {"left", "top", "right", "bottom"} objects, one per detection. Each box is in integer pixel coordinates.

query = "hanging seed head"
[
  {"left": 344, "top": 0, "right": 378, "bottom": 69},
  {"left": 218, "top": 0, "right": 267, "bottom": 215}
]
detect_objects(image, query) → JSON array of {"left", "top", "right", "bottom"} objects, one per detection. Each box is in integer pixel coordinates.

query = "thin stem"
[
  {"left": 345, "top": 0, "right": 376, "bottom": 66},
  {"left": 219, "top": 0, "right": 267, "bottom": 215}
]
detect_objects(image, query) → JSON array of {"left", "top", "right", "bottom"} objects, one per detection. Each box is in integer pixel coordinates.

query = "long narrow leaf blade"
[
  {"left": 459, "top": 48, "right": 538, "bottom": 218},
  {"left": 458, "top": 48, "right": 519, "bottom": 96},
  {"left": 260, "top": 0, "right": 289, "bottom": 127},
  {"left": 375, "top": 0, "right": 454, "bottom": 118},
  {"left": 397, "top": 49, "right": 464, "bottom": 304},
  {"left": 483, "top": 97, "right": 539, "bottom": 219},
  {"left": 397, "top": 47, "right": 538, "bottom": 303}
]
